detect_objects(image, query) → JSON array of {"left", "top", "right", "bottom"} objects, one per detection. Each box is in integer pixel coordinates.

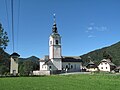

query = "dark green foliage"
[
  {"left": 0, "top": 65, "right": 9, "bottom": 75},
  {"left": 0, "top": 49, "right": 10, "bottom": 75},
  {"left": 0, "top": 23, "right": 9, "bottom": 49},
  {"left": 0, "top": 23, "right": 10, "bottom": 75},
  {"left": 81, "top": 41, "right": 120, "bottom": 66},
  {"left": 18, "top": 56, "right": 39, "bottom": 76}
]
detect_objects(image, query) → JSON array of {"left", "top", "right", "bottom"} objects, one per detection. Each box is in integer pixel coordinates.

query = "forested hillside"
[{"left": 81, "top": 41, "right": 120, "bottom": 66}]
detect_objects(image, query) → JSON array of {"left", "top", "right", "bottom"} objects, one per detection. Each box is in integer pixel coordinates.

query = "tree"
[
  {"left": 0, "top": 65, "right": 9, "bottom": 75},
  {"left": 0, "top": 23, "right": 9, "bottom": 50},
  {"left": 22, "top": 60, "right": 34, "bottom": 76},
  {"left": 103, "top": 51, "right": 112, "bottom": 60},
  {"left": 0, "top": 23, "right": 9, "bottom": 75}
]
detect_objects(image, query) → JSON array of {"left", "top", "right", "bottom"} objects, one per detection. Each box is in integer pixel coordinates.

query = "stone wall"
[{"left": 33, "top": 70, "right": 50, "bottom": 75}]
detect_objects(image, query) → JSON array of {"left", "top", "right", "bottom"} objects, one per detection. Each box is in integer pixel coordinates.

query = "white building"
[
  {"left": 34, "top": 15, "right": 82, "bottom": 75},
  {"left": 86, "top": 61, "right": 98, "bottom": 72},
  {"left": 98, "top": 59, "right": 116, "bottom": 72},
  {"left": 10, "top": 52, "right": 20, "bottom": 75}
]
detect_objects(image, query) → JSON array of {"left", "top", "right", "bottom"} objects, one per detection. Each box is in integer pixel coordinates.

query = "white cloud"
[
  {"left": 86, "top": 23, "right": 109, "bottom": 38},
  {"left": 98, "top": 26, "right": 107, "bottom": 31},
  {"left": 88, "top": 35, "right": 96, "bottom": 38},
  {"left": 88, "top": 27, "right": 93, "bottom": 30}
]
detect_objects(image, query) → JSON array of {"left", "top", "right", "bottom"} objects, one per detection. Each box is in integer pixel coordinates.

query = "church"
[{"left": 33, "top": 15, "right": 82, "bottom": 75}]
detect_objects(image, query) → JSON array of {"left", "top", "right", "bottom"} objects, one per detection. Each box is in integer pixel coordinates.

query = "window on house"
[
  {"left": 105, "top": 63, "right": 107, "bottom": 65},
  {"left": 106, "top": 67, "right": 107, "bottom": 69},
  {"left": 49, "top": 66, "right": 51, "bottom": 69},
  {"left": 56, "top": 40, "right": 58, "bottom": 45},
  {"left": 101, "top": 67, "right": 103, "bottom": 69}
]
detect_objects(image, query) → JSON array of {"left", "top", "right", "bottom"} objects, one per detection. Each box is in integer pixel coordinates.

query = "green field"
[{"left": 0, "top": 74, "right": 120, "bottom": 90}]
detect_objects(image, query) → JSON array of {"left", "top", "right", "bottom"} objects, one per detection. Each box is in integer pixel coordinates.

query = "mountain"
[
  {"left": 80, "top": 41, "right": 120, "bottom": 66},
  {"left": 19, "top": 56, "right": 39, "bottom": 62}
]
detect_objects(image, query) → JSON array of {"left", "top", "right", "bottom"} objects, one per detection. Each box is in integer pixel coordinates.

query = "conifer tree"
[{"left": 0, "top": 23, "right": 9, "bottom": 50}]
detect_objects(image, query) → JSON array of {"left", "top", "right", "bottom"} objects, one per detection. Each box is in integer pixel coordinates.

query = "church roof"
[
  {"left": 62, "top": 56, "right": 82, "bottom": 62},
  {"left": 10, "top": 52, "right": 20, "bottom": 57},
  {"left": 43, "top": 60, "right": 53, "bottom": 65}
]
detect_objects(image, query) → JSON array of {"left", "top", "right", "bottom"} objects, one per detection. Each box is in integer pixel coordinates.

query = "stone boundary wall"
[{"left": 33, "top": 70, "right": 50, "bottom": 75}]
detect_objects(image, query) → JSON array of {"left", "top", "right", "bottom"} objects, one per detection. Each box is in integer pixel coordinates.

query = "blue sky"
[{"left": 0, "top": 0, "right": 120, "bottom": 58}]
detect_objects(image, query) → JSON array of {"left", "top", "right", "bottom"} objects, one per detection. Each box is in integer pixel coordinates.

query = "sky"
[{"left": 0, "top": 0, "right": 120, "bottom": 58}]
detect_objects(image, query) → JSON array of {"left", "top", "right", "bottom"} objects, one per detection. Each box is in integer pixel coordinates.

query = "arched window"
[
  {"left": 50, "top": 41, "right": 52, "bottom": 44},
  {"left": 49, "top": 66, "right": 52, "bottom": 69},
  {"left": 56, "top": 40, "right": 58, "bottom": 45},
  {"left": 66, "top": 65, "right": 68, "bottom": 69}
]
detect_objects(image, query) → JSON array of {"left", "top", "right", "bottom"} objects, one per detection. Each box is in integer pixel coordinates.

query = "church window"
[
  {"left": 49, "top": 66, "right": 52, "bottom": 69},
  {"left": 71, "top": 65, "right": 73, "bottom": 69},
  {"left": 56, "top": 40, "right": 58, "bottom": 45},
  {"left": 106, "top": 67, "right": 107, "bottom": 69},
  {"left": 101, "top": 67, "right": 103, "bottom": 69},
  {"left": 66, "top": 65, "right": 68, "bottom": 69},
  {"left": 74, "top": 64, "right": 76, "bottom": 69}
]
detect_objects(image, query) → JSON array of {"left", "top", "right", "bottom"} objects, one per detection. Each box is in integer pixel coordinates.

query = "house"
[
  {"left": 115, "top": 66, "right": 120, "bottom": 73},
  {"left": 33, "top": 15, "right": 82, "bottom": 75},
  {"left": 86, "top": 61, "right": 98, "bottom": 72},
  {"left": 98, "top": 59, "right": 116, "bottom": 72}
]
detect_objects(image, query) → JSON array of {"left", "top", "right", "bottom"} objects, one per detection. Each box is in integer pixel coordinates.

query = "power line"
[
  {"left": 11, "top": 0, "right": 14, "bottom": 52},
  {"left": 16, "top": 0, "right": 20, "bottom": 52},
  {"left": 5, "top": 0, "right": 11, "bottom": 40}
]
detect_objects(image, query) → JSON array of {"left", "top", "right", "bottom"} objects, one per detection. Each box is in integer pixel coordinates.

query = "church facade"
[{"left": 33, "top": 16, "right": 82, "bottom": 75}]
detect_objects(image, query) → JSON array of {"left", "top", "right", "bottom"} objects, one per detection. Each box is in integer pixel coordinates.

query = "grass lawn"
[{"left": 0, "top": 74, "right": 120, "bottom": 90}]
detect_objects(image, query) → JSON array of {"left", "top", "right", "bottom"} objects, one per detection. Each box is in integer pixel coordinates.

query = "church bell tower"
[{"left": 49, "top": 14, "right": 62, "bottom": 70}]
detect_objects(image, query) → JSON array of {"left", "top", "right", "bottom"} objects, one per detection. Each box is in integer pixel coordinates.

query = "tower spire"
[{"left": 52, "top": 14, "right": 58, "bottom": 33}]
